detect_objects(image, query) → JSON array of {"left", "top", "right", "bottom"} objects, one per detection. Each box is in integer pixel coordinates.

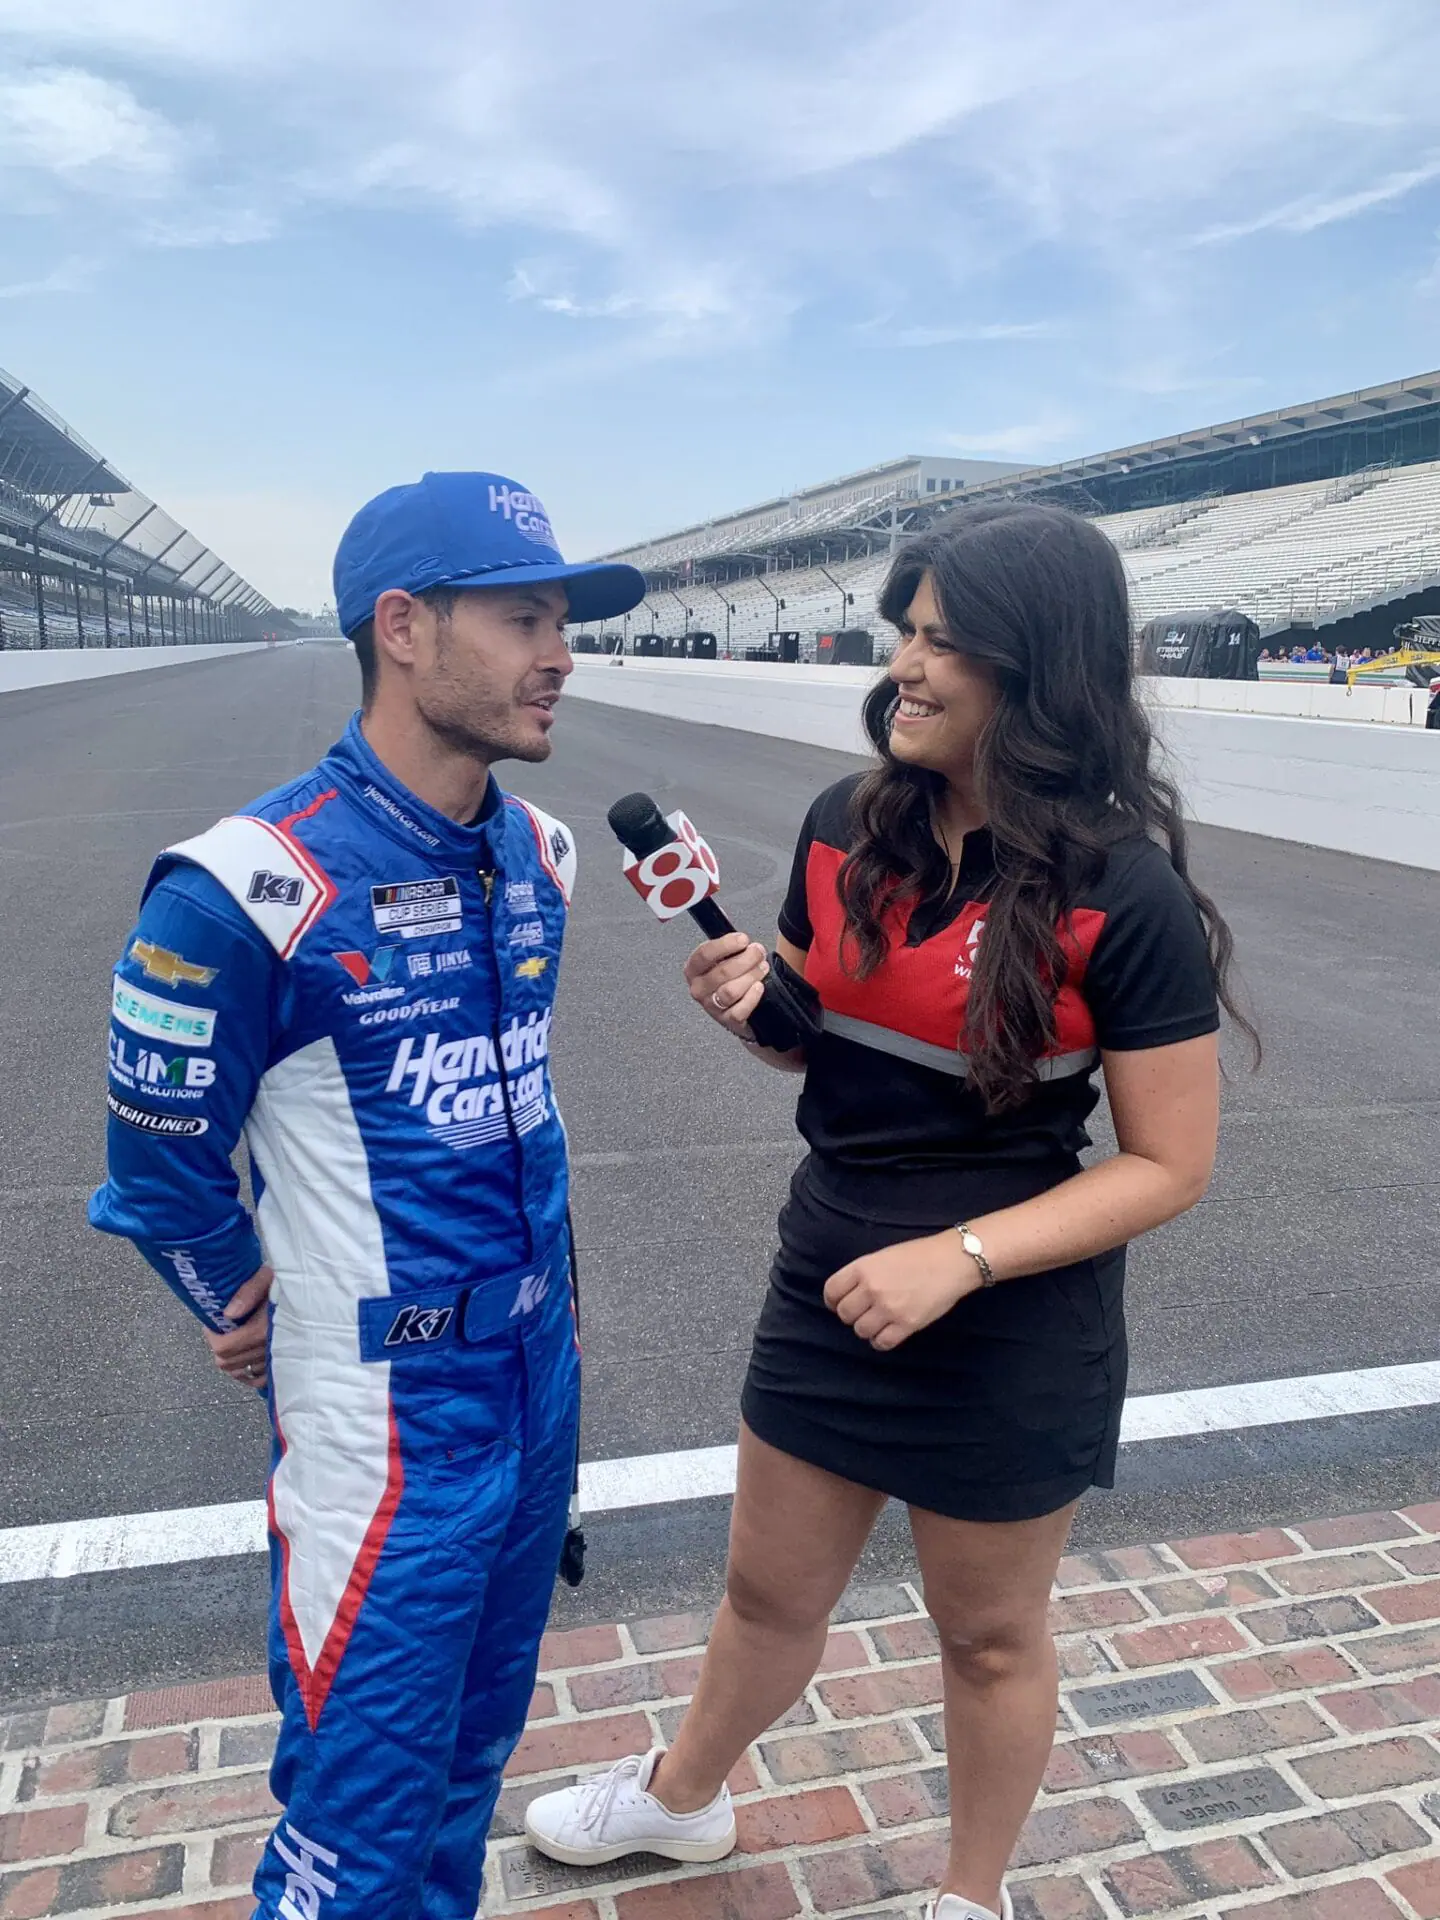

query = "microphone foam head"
[{"left": 607, "top": 791, "right": 672, "bottom": 857}]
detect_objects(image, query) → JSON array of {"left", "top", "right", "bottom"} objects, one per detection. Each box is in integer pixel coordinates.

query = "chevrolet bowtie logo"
[
  {"left": 130, "top": 939, "right": 218, "bottom": 989},
  {"left": 514, "top": 956, "right": 549, "bottom": 980}
]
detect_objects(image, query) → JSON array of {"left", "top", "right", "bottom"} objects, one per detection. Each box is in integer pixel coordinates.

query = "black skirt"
[{"left": 740, "top": 1155, "right": 1127, "bottom": 1523}]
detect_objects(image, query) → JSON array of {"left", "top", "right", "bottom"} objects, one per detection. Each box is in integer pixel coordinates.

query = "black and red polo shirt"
[{"left": 778, "top": 774, "right": 1220, "bottom": 1176}]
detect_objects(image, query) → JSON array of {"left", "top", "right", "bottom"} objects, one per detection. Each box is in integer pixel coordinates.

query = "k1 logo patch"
[
  {"left": 383, "top": 1303, "right": 455, "bottom": 1347},
  {"left": 248, "top": 871, "right": 305, "bottom": 906}
]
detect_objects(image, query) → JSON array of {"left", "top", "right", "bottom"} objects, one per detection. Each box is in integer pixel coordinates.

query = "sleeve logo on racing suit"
[{"left": 247, "top": 871, "right": 306, "bottom": 907}]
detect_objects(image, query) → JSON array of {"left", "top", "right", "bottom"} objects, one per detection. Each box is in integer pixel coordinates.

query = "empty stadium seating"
[{"left": 584, "top": 458, "right": 1440, "bottom": 656}]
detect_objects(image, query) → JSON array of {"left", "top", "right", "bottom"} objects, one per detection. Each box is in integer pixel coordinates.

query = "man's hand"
[
  {"left": 823, "top": 1233, "right": 981, "bottom": 1351},
  {"left": 204, "top": 1264, "right": 274, "bottom": 1389}
]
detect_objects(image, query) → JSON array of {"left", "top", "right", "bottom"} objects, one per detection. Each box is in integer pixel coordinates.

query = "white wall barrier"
[
  {"left": 569, "top": 660, "right": 1440, "bottom": 873},
  {"left": 0, "top": 642, "right": 275, "bottom": 696}
]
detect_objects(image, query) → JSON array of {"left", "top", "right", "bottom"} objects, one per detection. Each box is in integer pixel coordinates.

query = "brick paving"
[{"left": 1, "top": 1505, "right": 1438, "bottom": 1918}]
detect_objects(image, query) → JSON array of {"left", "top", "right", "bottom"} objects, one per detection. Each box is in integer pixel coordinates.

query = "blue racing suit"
[{"left": 89, "top": 714, "right": 581, "bottom": 1920}]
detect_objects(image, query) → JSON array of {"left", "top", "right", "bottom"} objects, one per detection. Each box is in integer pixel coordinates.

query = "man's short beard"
[{"left": 417, "top": 698, "right": 551, "bottom": 766}]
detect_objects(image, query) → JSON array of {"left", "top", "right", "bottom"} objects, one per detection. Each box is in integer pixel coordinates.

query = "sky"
[{"left": 3, "top": 1, "right": 1440, "bottom": 611}]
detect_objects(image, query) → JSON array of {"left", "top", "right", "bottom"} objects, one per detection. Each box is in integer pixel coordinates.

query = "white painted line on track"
[{"left": 3, "top": 1360, "right": 1438, "bottom": 1584}]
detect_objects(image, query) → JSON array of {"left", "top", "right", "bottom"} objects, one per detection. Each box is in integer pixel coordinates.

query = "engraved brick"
[
  {"left": 1140, "top": 1766, "right": 1299, "bottom": 1832},
  {"left": 1266, "top": 1802, "right": 1429, "bottom": 1876},
  {"left": 1068, "top": 1669, "right": 1216, "bottom": 1728}
]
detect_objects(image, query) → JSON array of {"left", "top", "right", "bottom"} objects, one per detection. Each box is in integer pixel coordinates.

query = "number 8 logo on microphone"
[{"left": 625, "top": 811, "right": 721, "bottom": 919}]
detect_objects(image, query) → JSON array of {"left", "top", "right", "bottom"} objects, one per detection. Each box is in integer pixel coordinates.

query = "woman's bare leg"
[
  {"left": 908, "top": 1500, "right": 1078, "bottom": 1913},
  {"left": 651, "top": 1423, "right": 886, "bottom": 1812}
]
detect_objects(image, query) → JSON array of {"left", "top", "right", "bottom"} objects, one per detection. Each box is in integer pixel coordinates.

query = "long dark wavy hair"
[{"left": 839, "top": 501, "right": 1257, "bottom": 1111}]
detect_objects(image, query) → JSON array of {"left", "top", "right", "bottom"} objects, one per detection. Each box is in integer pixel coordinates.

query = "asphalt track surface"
[{"left": 2, "top": 643, "right": 1438, "bottom": 1706}]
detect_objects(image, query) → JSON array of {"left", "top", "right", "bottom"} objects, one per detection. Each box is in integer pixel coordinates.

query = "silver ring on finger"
[
  {"left": 243, "top": 1363, "right": 257, "bottom": 1379},
  {"left": 711, "top": 990, "right": 725, "bottom": 1011}
]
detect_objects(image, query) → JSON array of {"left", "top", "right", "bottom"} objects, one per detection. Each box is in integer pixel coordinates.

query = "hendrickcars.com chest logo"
[{"left": 384, "top": 1010, "right": 551, "bottom": 1151}]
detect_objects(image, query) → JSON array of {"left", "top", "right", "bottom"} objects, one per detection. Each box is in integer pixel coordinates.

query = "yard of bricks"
[{"left": 1, "top": 1503, "right": 1438, "bottom": 1919}]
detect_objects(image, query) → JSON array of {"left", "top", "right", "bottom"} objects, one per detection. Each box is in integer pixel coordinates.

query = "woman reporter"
[{"left": 527, "top": 503, "right": 1253, "bottom": 1920}]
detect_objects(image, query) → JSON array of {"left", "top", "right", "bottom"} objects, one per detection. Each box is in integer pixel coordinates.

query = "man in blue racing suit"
[{"left": 90, "top": 470, "right": 644, "bottom": 1919}]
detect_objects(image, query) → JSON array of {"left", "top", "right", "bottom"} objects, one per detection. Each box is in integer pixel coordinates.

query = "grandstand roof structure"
[
  {"left": 581, "top": 369, "right": 1440, "bottom": 654},
  {"left": 600, "top": 369, "right": 1440, "bottom": 592},
  {"left": 0, "top": 365, "right": 283, "bottom": 648}
]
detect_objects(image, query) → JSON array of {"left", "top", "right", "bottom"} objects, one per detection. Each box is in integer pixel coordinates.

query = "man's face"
[{"left": 409, "top": 584, "right": 573, "bottom": 764}]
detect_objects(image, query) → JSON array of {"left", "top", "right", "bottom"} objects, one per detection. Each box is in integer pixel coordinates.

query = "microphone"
[
  {"left": 606, "top": 792, "right": 734, "bottom": 939},
  {"left": 607, "top": 791, "right": 821, "bottom": 1053}
]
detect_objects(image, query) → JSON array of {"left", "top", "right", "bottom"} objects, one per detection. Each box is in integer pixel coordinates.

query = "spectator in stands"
[{"left": 526, "top": 503, "right": 1254, "bottom": 1920}]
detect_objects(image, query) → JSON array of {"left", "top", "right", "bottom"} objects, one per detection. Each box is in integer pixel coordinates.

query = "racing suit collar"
[{"left": 328, "top": 713, "right": 502, "bottom": 866}]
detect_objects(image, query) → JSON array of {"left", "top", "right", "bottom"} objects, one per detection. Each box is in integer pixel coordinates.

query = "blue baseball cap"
[{"left": 333, "top": 470, "right": 646, "bottom": 636}]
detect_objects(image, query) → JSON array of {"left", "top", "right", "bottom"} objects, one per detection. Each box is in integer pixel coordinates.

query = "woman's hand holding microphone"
[{"left": 684, "top": 931, "right": 771, "bottom": 1039}]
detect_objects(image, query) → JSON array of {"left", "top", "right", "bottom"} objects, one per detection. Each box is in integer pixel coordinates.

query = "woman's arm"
[
  {"left": 824, "top": 1032, "right": 1219, "bottom": 1349},
  {"left": 682, "top": 932, "right": 810, "bottom": 1073}
]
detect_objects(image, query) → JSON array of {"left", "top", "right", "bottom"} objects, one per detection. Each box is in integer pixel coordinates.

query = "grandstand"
[
  {"left": 578, "top": 370, "right": 1440, "bottom": 661},
  {"left": 0, "top": 366, "right": 286, "bottom": 652}
]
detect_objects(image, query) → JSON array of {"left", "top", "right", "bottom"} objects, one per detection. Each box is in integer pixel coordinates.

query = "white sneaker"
[
  {"left": 524, "top": 1748, "right": 737, "bottom": 1867},
  {"left": 929, "top": 1890, "right": 1014, "bottom": 1920}
]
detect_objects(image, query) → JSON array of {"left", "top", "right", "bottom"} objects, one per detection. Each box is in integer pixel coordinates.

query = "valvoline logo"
[{"left": 334, "top": 946, "right": 399, "bottom": 987}]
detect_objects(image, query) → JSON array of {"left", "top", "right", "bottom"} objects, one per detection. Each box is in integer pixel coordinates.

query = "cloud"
[
  {"left": 0, "top": 253, "right": 95, "bottom": 298},
  {"left": 941, "top": 410, "right": 1082, "bottom": 462},
  {"left": 0, "top": 66, "right": 181, "bottom": 188},
  {"left": 1192, "top": 153, "right": 1440, "bottom": 245},
  {"left": 892, "top": 321, "right": 1062, "bottom": 348}
]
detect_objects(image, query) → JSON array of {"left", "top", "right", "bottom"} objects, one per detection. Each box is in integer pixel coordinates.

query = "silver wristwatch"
[{"left": 955, "top": 1222, "right": 996, "bottom": 1288}]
